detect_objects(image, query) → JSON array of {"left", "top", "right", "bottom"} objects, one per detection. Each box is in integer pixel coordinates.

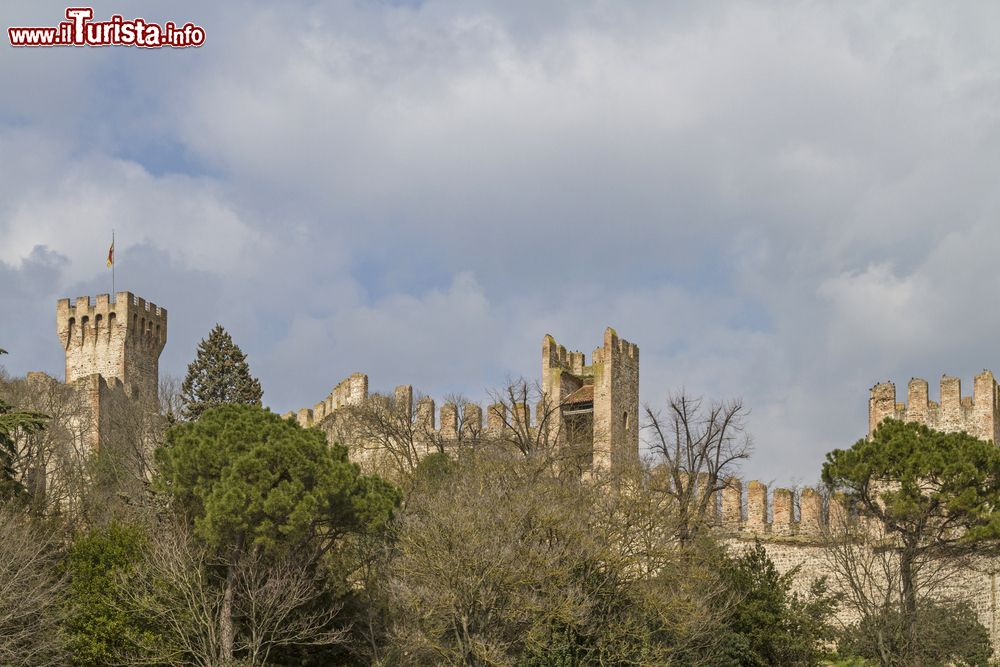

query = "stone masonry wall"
[
  {"left": 57, "top": 292, "right": 166, "bottom": 401},
  {"left": 869, "top": 372, "right": 1000, "bottom": 443},
  {"left": 718, "top": 478, "right": 1000, "bottom": 652}
]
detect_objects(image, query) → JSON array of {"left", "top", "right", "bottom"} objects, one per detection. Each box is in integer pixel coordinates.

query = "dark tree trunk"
[
  {"left": 219, "top": 539, "right": 243, "bottom": 664},
  {"left": 899, "top": 545, "right": 918, "bottom": 664}
]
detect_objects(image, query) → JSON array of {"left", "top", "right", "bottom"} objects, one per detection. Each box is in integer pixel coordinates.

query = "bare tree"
[
  {"left": 335, "top": 391, "right": 432, "bottom": 482},
  {"left": 0, "top": 508, "right": 67, "bottom": 666},
  {"left": 822, "top": 501, "right": 987, "bottom": 666},
  {"left": 113, "top": 521, "right": 224, "bottom": 667},
  {"left": 384, "top": 449, "right": 740, "bottom": 665},
  {"left": 1, "top": 373, "right": 94, "bottom": 517},
  {"left": 114, "top": 521, "right": 350, "bottom": 667},
  {"left": 484, "top": 378, "right": 565, "bottom": 460},
  {"left": 159, "top": 374, "right": 185, "bottom": 423},
  {"left": 234, "top": 549, "right": 348, "bottom": 665},
  {"left": 643, "top": 392, "right": 752, "bottom": 542}
]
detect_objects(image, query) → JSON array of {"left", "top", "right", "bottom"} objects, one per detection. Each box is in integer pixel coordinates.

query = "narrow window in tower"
[
  {"left": 95, "top": 313, "right": 103, "bottom": 335},
  {"left": 81, "top": 316, "right": 89, "bottom": 343},
  {"left": 623, "top": 411, "right": 629, "bottom": 431},
  {"left": 132, "top": 314, "right": 137, "bottom": 335},
  {"left": 67, "top": 317, "right": 75, "bottom": 348},
  {"left": 156, "top": 324, "right": 161, "bottom": 343},
  {"left": 108, "top": 312, "right": 116, "bottom": 340}
]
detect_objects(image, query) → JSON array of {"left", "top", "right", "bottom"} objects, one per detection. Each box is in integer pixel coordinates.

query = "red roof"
[{"left": 563, "top": 385, "right": 594, "bottom": 405}]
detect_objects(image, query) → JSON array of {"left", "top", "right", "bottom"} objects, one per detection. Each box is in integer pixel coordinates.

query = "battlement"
[
  {"left": 591, "top": 327, "right": 639, "bottom": 366},
  {"left": 286, "top": 373, "right": 546, "bottom": 439},
  {"left": 542, "top": 334, "right": 589, "bottom": 377},
  {"left": 56, "top": 292, "right": 166, "bottom": 399},
  {"left": 713, "top": 477, "right": 848, "bottom": 540},
  {"left": 542, "top": 328, "right": 640, "bottom": 379},
  {"left": 868, "top": 371, "right": 1000, "bottom": 443},
  {"left": 286, "top": 327, "right": 638, "bottom": 476}
]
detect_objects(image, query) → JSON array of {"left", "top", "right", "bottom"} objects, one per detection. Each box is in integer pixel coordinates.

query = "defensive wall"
[
  {"left": 286, "top": 328, "right": 640, "bottom": 474},
  {"left": 713, "top": 477, "right": 1000, "bottom": 651},
  {"left": 284, "top": 375, "right": 533, "bottom": 439},
  {"left": 868, "top": 371, "right": 1000, "bottom": 443}
]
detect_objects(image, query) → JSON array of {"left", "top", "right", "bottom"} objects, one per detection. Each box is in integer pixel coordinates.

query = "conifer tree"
[
  {"left": 0, "top": 349, "right": 47, "bottom": 500},
  {"left": 179, "top": 325, "right": 263, "bottom": 420}
]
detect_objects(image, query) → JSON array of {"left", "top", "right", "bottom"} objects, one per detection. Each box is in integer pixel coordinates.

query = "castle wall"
[
  {"left": 718, "top": 479, "right": 1000, "bottom": 652},
  {"left": 291, "top": 328, "right": 641, "bottom": 478},
  {"left": 868, "top": 371, "right": 1000, "bottom": 442}
]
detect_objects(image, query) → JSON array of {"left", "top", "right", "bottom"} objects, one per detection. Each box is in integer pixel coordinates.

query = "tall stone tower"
[
  {"left": 56, "top": 292, "right": 167, "bottom": 399},
  {"left": 542, "top": 327, "right": 639, "bottom": 473}
]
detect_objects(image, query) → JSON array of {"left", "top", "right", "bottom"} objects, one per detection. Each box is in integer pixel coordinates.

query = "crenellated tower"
[
  {"left": 868, "top": 371, "right": 1000, "bottom": 443},
  {"left": 56, "top": 292, "right": 167, "bottom": 400},
  {"left": 542, "top": 327, "right": 639, "bottom": 472}
]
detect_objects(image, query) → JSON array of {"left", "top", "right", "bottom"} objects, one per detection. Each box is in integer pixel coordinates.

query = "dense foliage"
[
  {"left": 62, "top": 523, "right": 150, "bottom": 666},
  {"left": 720, "top": 541, "right": 839, "bottom": 666}
]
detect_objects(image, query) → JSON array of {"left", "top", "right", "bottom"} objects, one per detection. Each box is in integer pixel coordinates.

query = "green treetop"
[
  {"left": 180, "top": 324, "right": 263, "bottom": 420},
  {"left": 155, "top": 404, "right": 400, "bottom": 662},
  {"left": 822, "top": 418, "right": 1000, "bottom": 659}
]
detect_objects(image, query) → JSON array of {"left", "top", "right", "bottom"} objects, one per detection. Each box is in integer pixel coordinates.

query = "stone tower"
[
  {"left": 57, "top": 292, "right": 167, "bottom": 399},
  {"left": 868, "top": 371, "right": 1000, "bottom": 443},
  {"left": 542, "top": 327, "right": 639, "bottom": 472}
]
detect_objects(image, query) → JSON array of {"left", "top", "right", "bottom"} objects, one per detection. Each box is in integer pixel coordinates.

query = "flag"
[{"left": 107, "top": 239, "right": 114, "bottom": 268}]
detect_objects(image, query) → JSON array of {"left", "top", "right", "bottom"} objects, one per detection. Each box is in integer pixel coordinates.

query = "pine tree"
[{"left": 179, "top": 325, "right": 263, "bottom": 420}]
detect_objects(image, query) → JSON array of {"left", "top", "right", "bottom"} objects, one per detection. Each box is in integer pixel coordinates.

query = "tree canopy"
[
  {"left": 822, "top": 418, "right": 1000, "bottom": 664},
  {"left": 822, "top": 419, "right": 1000, "bottom": 550},
  {"left": 155, "top": 404, "right": 400, "bottom": 663},
  {"left": 157, "top": 403, "right": 400, "bottom": 556},
  {"left": 179, "top": 325, "right": 263, "bottom": 420}
]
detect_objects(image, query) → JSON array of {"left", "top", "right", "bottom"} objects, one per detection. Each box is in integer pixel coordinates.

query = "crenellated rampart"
[
  {"left": 284, "top": 373, "right": 545, "bottom": 441},
  {"left": 689, "top": 476, "right": 847, "bottom": 541},
  {"left": 869, "top": 371, "right": 1000, "bottom": 443}
]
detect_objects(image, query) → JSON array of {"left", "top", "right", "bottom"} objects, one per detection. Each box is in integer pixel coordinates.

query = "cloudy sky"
[{"left": 2, "top": 1, "right": 999, "bottom": 484}]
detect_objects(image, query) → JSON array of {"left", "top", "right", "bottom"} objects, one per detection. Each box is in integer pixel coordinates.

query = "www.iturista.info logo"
[{"left": 8, "top": 7, "right": 205, "bottom": 48}]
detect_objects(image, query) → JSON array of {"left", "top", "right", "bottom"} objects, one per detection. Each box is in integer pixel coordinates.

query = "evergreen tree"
[
  {"left": 155, "top": 404, "right": 400, "bottom": 663},
  {"left": 179, "top": 325, "right": 263, "bottom": 420},
  {"left": 0, "top": 349, "right": 47, "bottom": 501},
  {"left": 823, "top": 419, "right": 1000, "bottom": 661}
]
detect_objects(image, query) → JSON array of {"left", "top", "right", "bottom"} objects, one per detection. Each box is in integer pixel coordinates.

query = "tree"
[
  {"left": 0, "top": 349, "right": 49, "bottom": 501},
  {"left": 720, "top": 541, "right": 838, "bottom": 666},
  {"left": 0, "top": 507, "right": 67, "bottom": 665},
  {"left": 180, "top": 325, "right": 263, "bottom": 420},
  {"left": 336, "top": 391, "right": 437, "bottom": 484},
  {"left": 822, "top": 419, "right": 1000, "bottom": 663},
  {"left": 838, "top": 599, "right": 991, "bottom": 667},
  {"left": 644, "top": 392, "right": 752, "bottom": 543},
  {"left": 155, "top": 404, "right": 400, "bottom": 663},
  {"left": 484, "top": 379, "right": 564, "bottom": 459},
  {"left": 383, "top": 448, "right": 770, "bottom": 666}
]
